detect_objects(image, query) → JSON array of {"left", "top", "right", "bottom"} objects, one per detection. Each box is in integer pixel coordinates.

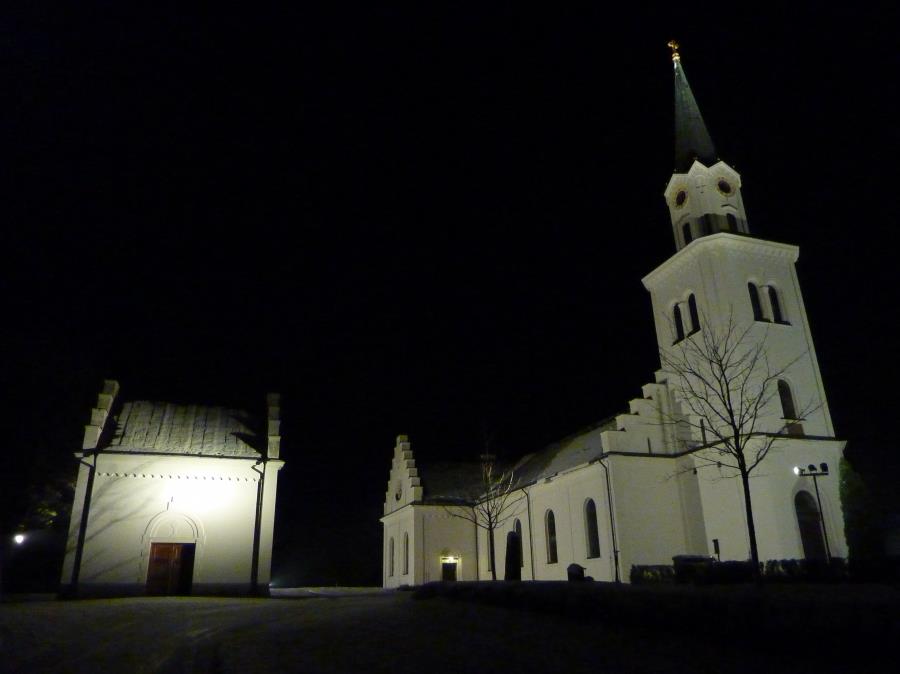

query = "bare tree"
[
  {"left": 444, "top": 453, "right": 523, "bottom": 580},
  {"left": 659, "top": 311, "right": 813, "bottom": 577}
]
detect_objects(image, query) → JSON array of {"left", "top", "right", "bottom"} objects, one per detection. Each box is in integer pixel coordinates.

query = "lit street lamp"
[
  {"left": 792, "top": 463, "right": 832, "bottom": 561},
  {"left": 13, "top": 534, "right": 25, "bottom": 545}
]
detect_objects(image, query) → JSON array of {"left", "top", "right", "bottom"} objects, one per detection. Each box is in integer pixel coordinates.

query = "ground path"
[{"left": 0, "top": 589, "right": 866, "bottom": 673}]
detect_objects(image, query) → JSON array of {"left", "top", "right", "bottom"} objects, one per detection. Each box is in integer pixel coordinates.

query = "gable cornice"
[{"left": 642, "top": 233, "right": 799, "bottom": 290}]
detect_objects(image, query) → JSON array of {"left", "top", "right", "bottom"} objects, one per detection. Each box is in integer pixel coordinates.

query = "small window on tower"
[
  {"left": 748, "top": 283, "right": 766, "bottom": 321},
  {"left": 726, "top": 213, "right": 738, "bottom": 231},
  {"left": 767, "top": 286, "right": 788, "bottom": 324},
  {"left": 673, "top": 304, "right": 685, "bottom": 343},
  {"left": 688, "top": 294, "right": 701, "bottom": 334},
  {"left": 698, "top": 215, "right": 711, "bottom": 236},
  {"left": 682, "top": 222, "right": 693, "bottom": 245}
]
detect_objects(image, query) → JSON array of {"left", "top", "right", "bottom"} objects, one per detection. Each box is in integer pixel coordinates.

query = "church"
[
  {"left": 381, "top": 45, "right": 847, "bottom": 586},
  {"left": 60, "top": 380, "right": 284, "bottom": 597}
]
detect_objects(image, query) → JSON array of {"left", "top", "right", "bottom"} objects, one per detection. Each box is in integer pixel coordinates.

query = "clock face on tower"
[
  {"left": 716, "top": 179, "right": 733, "bottom": 195},
  {"left": 674, "top": 189, "right": 688, "bottom": 208}
]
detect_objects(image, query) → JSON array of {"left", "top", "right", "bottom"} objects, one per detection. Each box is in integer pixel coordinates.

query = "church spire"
[
  {"left": 669, "top": 41, "right": 717, "bottom": 172},
  {"left": 663, "top": 42, "right": 750, "bottom": 251}
]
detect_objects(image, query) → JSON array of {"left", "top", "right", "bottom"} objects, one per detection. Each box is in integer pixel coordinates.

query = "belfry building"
[{"left": 380, "top": 45, "right": 847, "bottom": 585}]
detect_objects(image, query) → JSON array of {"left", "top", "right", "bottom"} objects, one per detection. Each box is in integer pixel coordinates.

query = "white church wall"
[
  {"left": 62, "top": 452, "right": 269, "bottom": 595},
  {"left": 607, "top": 454, "right": 692, "bottom": 574},
  {"left": 416, "top": 506, "right": 477, "bottom": 583},
  {"left": 525, "top": 465, "right": 616, "bottom": 581},
  {"left": 475, "top": 493, "right": 529, "bottom": 580},
  {"left": 382, "top": 506, "right": 417, "bottom": 588},
  {"left": 694, "top": 437, "right": 847, "bottom": 563}
]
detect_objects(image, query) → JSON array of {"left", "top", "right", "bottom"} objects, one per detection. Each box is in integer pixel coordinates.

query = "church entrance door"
[
  {"left": 147, "top": 542, "right": 196, "bottom": 595},
  {"left": 441, "top": 561, "right": 457, "bottom": 581}
]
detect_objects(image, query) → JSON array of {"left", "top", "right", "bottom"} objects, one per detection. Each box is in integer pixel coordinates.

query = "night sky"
[{"left": 3, "top": 5, "right": 897, "bottom": 585}]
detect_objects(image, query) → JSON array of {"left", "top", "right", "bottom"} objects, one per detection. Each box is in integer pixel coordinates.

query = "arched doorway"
[{"left": 794, "top": 491, "right": 826, "bottom": 560}]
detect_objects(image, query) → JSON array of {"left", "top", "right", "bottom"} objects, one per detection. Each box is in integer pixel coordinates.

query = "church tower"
[
  {"left": 641, "top": 43, "right": 846, "bottom": 564},
  {"left": 643, "top": 42, "right": 835, "bottom": 439}
]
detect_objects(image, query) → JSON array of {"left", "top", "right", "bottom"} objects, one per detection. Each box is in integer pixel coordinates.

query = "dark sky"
[{"left": 3, "top": 5, "right": 897, "bottom": 584}]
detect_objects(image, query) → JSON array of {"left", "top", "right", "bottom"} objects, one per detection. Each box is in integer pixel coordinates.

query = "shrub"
[{"left": 630, "top": 565, "right": 675, "bottom": 584}]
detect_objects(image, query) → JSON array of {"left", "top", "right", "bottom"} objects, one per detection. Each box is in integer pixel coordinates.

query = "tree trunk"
[
  {"left": 739, "top": 468, "right": 761, "bottom": 581},
  {"left": 488, "top": 527, "right": 497, "bottom": 581}
]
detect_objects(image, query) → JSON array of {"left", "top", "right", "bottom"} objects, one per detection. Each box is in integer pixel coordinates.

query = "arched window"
[
  {"left": 795, "top": 491, "right": 826, "bottom": 560},
  {"left": 778, "top": 379, "right": 797, "bottom": 419},
  {"left": 726, "top": 213, "right": 738, "bottom": 231},
  {"left": 403, "top": 532, "right": 409, "bottom": 575},
  {"left": 388, "top": 537, "right": 395, "bottom": 577},
  {"left": 545, "top": 510, "right": 558, "bottom": 564},
  {"left": 688, "top": 294, "right": 700, "bottom": 334},
  {"left": 584, "top": 499, "right": 601, "bottom": 559},
  {"left": 515, "top": 519, "right": 524, "bottom": 567},
  {"left": 778, "top": 379, "right": 804, "bottom": 435},
  {"left": 673, "top": 305, "right": 685, "bottom": 343},
  {"left": 748, "top": 282, "right": 764, "bottom": 321},
  {"left": 682, "top": 221, "right": 693, "bottom": 245},
  {"left": 768, "top": 286, "right": 785, "bottom": 323}
]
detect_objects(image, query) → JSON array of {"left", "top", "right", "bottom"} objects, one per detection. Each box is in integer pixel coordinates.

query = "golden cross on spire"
[{"left": 667, "top": 40, "right": 680, "bottom": 62}]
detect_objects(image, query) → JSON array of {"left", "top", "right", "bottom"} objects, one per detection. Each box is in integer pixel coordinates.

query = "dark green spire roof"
[{"left": 673, "top": 57, "right": 717, "bottom": 172}]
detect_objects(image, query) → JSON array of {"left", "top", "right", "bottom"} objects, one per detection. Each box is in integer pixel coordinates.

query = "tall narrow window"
[
  {"left": 682, "top": 222, "right": 693, "bottom": 245},
  {"left": 545, "top": 510, "right": 558, "bottom": 564},
  {"left": 515, "top": 519, "right": 524, "bottom": 567},
  {"left": 585, "top": 499, "right": 601, "bottom": 559},
  {"left": 768, "top": 286, "right": 786, "bottom": 323},
  {"left": 688, "top": 294, "right": 700, "bottom": 334},
  {"left": 778, "top": 379, "right": 797, "bottom": 419},
  {"left": 673, "top": 305, "right": 685, "bottom": 343},
  {"left": 388, "top": 538, "right": 395, "bottom": 577},
  {"left": 778, "top": 379, "right": 804, "bottom": 435},
  {"left": 748, "top": 283, "right": 764, "bottom": 321},
  {"left": 726, "top": 213, "right": 737, "bottom": 231},
  {"left": 403, "top": 532, "right": 409, "bottom": 575}
]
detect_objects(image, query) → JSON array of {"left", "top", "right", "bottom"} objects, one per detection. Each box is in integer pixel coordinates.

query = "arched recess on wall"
[
  {"left": 403, "top": 532, "right": 409, "bottom": 575},
  {"left": 514, "top": 519, "right": 524, "bottom": 568},
  {"left": 794, "top": 491, "right": 826, "bottom": 560},
  {"left": 141, "top": 509, "right": 205, "bottom": 583},
  {"left": 545, "top": 510, "right": 558, "bottom": 564},
  {"left": 584, "top": 499, "right": 601, "bottom": 559},
  {"left": 142, "top": 509, "right": 205, "bottom": 546}
]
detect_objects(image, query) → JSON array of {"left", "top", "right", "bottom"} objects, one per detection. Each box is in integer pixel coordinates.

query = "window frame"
[
  {"left": 584, "top": 499, "right": 601, "bottom": 559},
  {"left": 545, "top": 510, "right": 558, "bottom": 564}
]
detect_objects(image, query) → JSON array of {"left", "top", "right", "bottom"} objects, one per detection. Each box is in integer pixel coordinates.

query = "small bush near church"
[{"left": 629, "top": 565, "right": 675, "bottom": 584}]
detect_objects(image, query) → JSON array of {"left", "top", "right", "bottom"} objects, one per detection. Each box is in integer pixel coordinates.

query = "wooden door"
[{"left": 147, "top": 543, "right": 195, "bottom": 595}]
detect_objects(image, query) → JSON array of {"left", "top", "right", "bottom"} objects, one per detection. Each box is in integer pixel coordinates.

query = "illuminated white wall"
[{"left": 60, "top": 452, "right": 283, "bottom": 596}]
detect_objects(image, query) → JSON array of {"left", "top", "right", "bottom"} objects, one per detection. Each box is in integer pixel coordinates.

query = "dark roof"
[
  {"left": 510, "top": 416, "right": 617, "bottom": 486},
  {"left": 418, "top": 416, "right": 618, "bottom": 502},
  {"left": 104, "top": 401, "right": 263, "bottom": 457},
  {"left": 673, "top": 59, "right": 717, "bottom": 172},
  {"left": 416, "top": 461, "right": 486, "bottom": 504}
]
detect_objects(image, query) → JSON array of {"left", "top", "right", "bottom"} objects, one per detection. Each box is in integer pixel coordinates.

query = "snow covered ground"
[{"left": 0, "top": 589, "right": 879, "bottom": 673}]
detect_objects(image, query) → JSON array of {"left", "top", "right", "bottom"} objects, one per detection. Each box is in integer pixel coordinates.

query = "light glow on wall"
[{"left": 164, "top": 476, "right": 239, "bottom": 515}]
